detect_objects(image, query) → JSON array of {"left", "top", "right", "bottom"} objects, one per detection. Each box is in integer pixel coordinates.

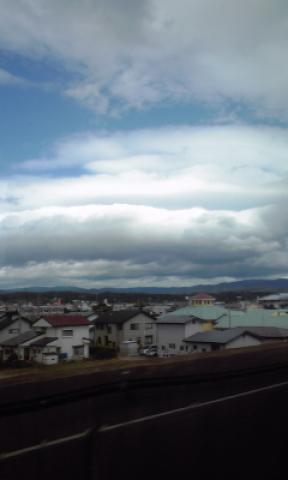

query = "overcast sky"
[{"left": 1, "top": 0, "right": 288, "bottom": 289}]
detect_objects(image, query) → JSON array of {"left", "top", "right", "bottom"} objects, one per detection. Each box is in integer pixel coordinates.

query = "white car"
[{"left": 142, "top": 345, "right": 158, "bottom": 357}]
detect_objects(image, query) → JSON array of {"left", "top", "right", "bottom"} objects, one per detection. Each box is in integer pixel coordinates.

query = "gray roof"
[
  {"left": 29, "top": 337, "right": 58, "bottom": 347},
  {"left": 258, "top": 293, "right": 288, "bottom": 302},
  {"left": 162, "top": 305, "right": 228, "bottom": 321},
  {"left": 216, "top": 308, "right": 288, "bottom": 329},
  {"left": 157, "top": 315, "right": 205, "bottom": 325},
  {"left": 0, "top": 314, "right": 32, "bottom": 332},
  {"left": 184, "top": 326, "right": 288, "bottom": 345},
  {"left": 184, "top": 328, "right": 245, "bottom": 345},
  {"left": 1, "top": 330, "right": 41, "bottom": 347},
  {"left": 94, "top": 309, "right": 154, "bottom": 325},
  {"left": 240, "top": 326, "right": 288, "bottom": 339}
]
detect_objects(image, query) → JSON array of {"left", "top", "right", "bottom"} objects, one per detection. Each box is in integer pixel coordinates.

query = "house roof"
[
  {"left": 240, "top": 326, "right": 288, "bottom": 339},
  {"left": 184, "top": 326, "right": 288, "bottom": 345},
  {"left": 157, "top": 315, "right": 209, "bottom": 325},
  {"left": 216, "top": 308, "right": 288, "bottom": 329},
  {"left": 0, "top": 313, "right": 32, "bottom": 331},
  {"left": 29, "top": 337, "right": 58, "bottom": 347},
  {"left": 42, "top": 314, "right": 91, "bottom": 327},
  {"left": 190, "top": 293, "right": 216, "bottom": 300},
  {"left": 162, "top": 305, "right": 227, "bottom": 321},
  {"left": 184, "top": 328, "right": 245, "bottom": 345},
  {"left": 0, "top": 317, "right": 16, "bottom": 331},
  {"left": 94, "top": 309, "right": 153, "bottom": 325},
  {"left": 258, "top": 293, "right": 288, "bottom": 302},
  {"left": 1, "top": 330, "right": 41, "bottom": 347}
]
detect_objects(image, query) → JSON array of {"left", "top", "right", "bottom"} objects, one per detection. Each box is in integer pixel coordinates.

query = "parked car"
[{"left": 142, "top": 345, "right": 158, "bottom": 357}]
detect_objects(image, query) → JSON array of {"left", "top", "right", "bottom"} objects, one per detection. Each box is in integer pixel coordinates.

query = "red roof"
[
  {"left": 191, "top": 293, "right": 215, "bottom": 300},
  {"left": 43, "top": 315, "right": 90, "bottom": 327}
]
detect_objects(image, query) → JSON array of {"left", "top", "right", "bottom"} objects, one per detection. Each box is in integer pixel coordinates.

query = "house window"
[
  {"left": 97, "top": 337, "right": 102, "bottom": 345},
  {"left": 180, "top": 345, "right": 184, "bottom": 351},
  {"left": 193, "top": 345, "right": 197, "bottom": 350},
  {"left": 62, "top": 329, "right": 73, "bottom": 337},
  {"left": 107, "top": 325, "right": 112, "bottom": 334},
  {"left": 73, "top": 346, "right": 84, "bottom": 356},
  {"left": 145, "top": 323, "right": 153, "bottom": 329},
  {"left": 145, "top": 335, "right": 153, "bottom": 345},
  {"left": 168, "top": 343, "right": 176, "bottom": 349},
  {"left": 8, "top": 328, "right": 20, "bottom": 334},
  {"left": 38, "top": 327, "right": 47, "bottom": 334},
  {"left": 130, "top": 323, "right": 139, "bottom": 330}
]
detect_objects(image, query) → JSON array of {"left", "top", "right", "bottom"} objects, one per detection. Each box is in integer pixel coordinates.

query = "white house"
[
  {"left": 93, "top": 309, "right": 156, "bottom": 349},
  {"left": 32, "top": 314, "right": 92, "bottom": 360},
  {"left": 183, "top": 326, "right": 288, "bottom": 353},
  {"left": 156, "top": 314, "right": 216, "bottom": 356}
]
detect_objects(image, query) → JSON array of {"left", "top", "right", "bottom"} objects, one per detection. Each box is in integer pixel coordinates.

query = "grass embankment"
[{"left": 1, "top": 341, "right": 288, "bottom": 385}]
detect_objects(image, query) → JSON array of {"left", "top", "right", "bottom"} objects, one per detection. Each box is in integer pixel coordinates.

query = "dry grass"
[{"left": 1, "top": 341, "right": 288, "bottom": 385}]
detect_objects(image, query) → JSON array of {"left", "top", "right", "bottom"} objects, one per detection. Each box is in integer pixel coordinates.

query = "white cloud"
[
  {"left": 0, "top": 201, "right": 287, "bottom": 288},
  {"left": 14, "top": 125, "right": 288, "bottom": 214},
  {"left": 0, "top": 1, "right": 287, "bottom": 115},
  {"left": 0, "top": 68, "right": 27, "bottom": 86}
]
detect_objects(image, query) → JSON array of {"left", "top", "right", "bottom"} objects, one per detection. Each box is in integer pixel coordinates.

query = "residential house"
[
  {"left": 0, "top": 330, "right": 43, "bottom": 361},
  {"left": 156, "top": 300, "right": 229, "bottom": 356},
  {"left": 32, "top": 314, "right": 92, "bottom": 360},
  {"left": 156, "top": 314, "right": 218, "bottom": 356},
  {"left": 184, "top": 326, "right": 288, "bottom": 353},
  {"left": 0, "top": 312, "right": 32, "bottom": 353},
  {"left": 257, "top": 293, "right": 288, "bottom": 309},
  {"left": 93, "top": 309, "right": 156, "bottom": 349}
]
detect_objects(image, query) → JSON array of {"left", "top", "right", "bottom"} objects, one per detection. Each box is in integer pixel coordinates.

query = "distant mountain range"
[{"left": 2, "top": 278, "right": 288, "bottom": 295}]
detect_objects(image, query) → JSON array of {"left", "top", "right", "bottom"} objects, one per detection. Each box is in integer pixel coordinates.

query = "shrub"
[{"left": 89, "top": 346, "right": 118, "bottom": 360}]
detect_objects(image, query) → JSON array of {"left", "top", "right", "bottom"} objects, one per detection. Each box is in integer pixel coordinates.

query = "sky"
[{"left": 1, "top": 0, "right": 288, "bottom": 289}]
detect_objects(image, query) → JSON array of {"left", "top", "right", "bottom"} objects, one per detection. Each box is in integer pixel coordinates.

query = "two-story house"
[
  {"left": 156, "top": 314, "right": 215, "bottom": 356},
  {"left": 32, "top": 314, "right": 92, "bottom": 360},
  {"left": 0, "top": 312, "right": 33, "bottom": 360},
  {"left": 156, "top": 300, "right": 227, "bottom": 356},
  {"left": 93, "top": 309, "right": 156, "bottom": 349}
]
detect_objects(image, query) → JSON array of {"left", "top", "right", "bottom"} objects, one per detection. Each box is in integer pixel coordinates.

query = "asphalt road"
[{"left": 1, "top": 345, "right": 288, "bottom": 479}]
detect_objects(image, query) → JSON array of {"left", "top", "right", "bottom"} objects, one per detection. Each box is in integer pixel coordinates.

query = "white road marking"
[
  {"left": 0, "top": 429, "right": 91, "bottom": 460},
  {"left": 99, "top": 379, "right": 288, "bottom": 432},
  {"left": 3, "top": 378, "right": 288, "bottom": 459}
]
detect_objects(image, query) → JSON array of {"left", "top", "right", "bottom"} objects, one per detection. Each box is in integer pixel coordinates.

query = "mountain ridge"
[{"left": 1, "top": 278, "right": 288, "bottom": 295}]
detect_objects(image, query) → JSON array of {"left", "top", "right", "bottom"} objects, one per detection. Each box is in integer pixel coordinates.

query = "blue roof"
[
  {"left": 217, "top": 308, "right": 288, "bottom": 329},
  {"left": 163, "top": 305, "right": 228, "bottom": 321}
]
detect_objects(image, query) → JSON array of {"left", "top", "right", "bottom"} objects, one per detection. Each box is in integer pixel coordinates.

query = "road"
[{"left": 1, "top": 344, "right": 288, "bottom": 479}]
